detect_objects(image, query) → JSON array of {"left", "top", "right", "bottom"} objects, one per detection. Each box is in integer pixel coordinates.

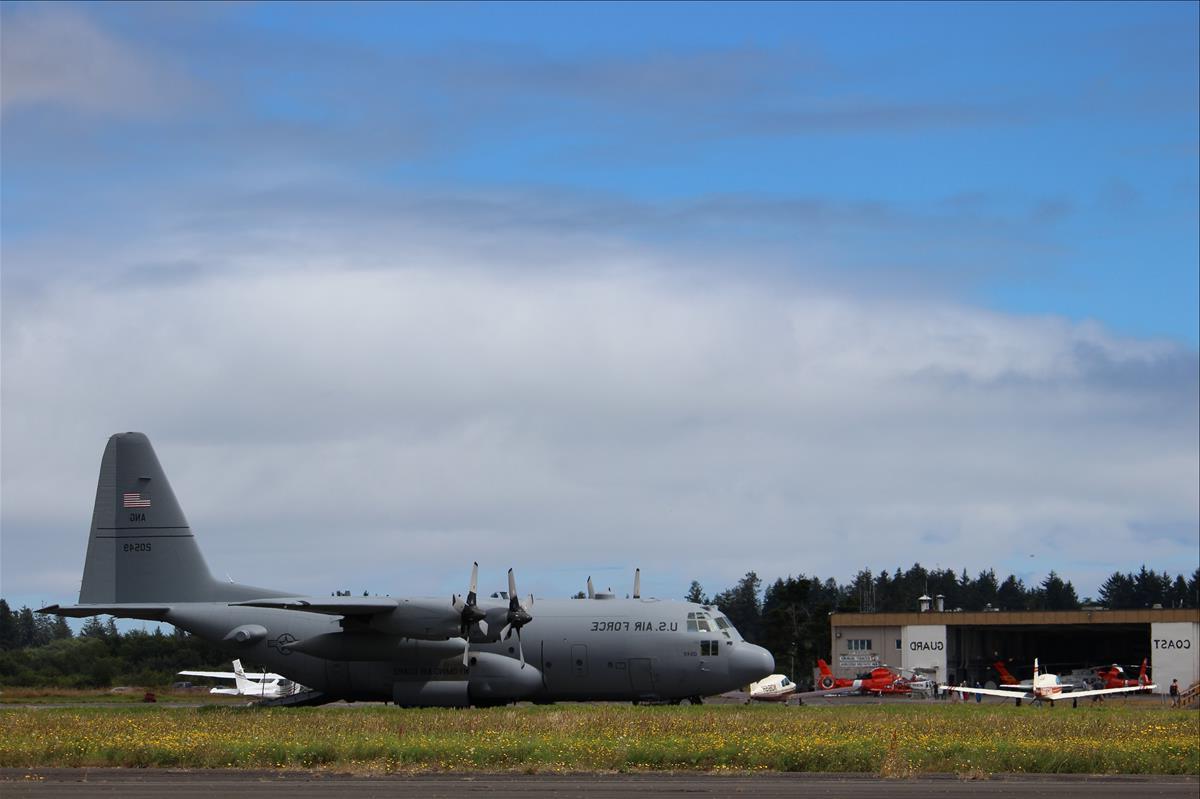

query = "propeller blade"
[
  {"left": 507, "top": 568, "right": 518, "bottom": 602},
  {"left": 587, "top": 576, "right": 594, "bottom": 599},
  {"left": 468, "top": 561, "right": 479, "bottom": 604},
  {"left": 516, "top": 629, "right": 525, "bottom": 669},
  {"left": 462, "top": 638, "right": 471, "bottom": 668},
  {"left": 633, "top": 568, "right": 640, "bottom": 599}
]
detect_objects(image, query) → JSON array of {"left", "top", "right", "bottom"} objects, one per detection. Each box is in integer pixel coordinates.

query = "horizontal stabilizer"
[
  {"left": 231, "top": 596, "right": 400, "bottom": 615},
  {"left": 38, "top": 603, "right": 170, "bottom": 620}
]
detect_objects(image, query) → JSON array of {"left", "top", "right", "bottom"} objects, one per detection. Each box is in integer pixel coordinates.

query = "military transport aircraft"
[
  {"left": 179, "top": 659, "right": 307, "bottom": 698},
  {"left": 40, "top": 433, "right": 773, "bottom": 707},
  {"left": 942, "top": 658, "right": 1155, "bottom": 704}
]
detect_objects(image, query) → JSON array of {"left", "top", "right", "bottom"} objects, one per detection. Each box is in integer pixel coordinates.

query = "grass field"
[{"left": 1, "top": 703, "right": 1196, "bottom": 774}]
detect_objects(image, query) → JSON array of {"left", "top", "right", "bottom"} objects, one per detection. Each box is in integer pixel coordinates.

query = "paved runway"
[{"left": 2, "top": 770, "right": 1197, "bottom": 798}]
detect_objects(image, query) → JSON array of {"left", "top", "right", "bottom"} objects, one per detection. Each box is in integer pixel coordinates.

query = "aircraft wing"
[
  {"left": 230, "top": 596, "right": 400, "bottom": 615},
  {"left": 178, "top": 669, "right": 273, "bottom": 680},
  {"left": 178, "top": 670, "right": 236, "bottom": 680},
  {"left": 1045, "top": 683, "right": 1156, "bottom": 701},
  {"left": 942, "top": 685, "right": 1032, "bottom": 700},
  {"left": 38, "top": 603, "right": 170, "bottom": 620}
]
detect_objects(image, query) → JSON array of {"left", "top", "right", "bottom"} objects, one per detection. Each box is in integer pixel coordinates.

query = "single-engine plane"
[{"left": 40, "top": 433, "right": 774, "bottom": 707}]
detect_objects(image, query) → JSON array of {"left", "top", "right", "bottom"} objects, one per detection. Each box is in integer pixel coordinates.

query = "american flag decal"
[{"left": 123, "top": 492, "right": 151, "bottom": 509}]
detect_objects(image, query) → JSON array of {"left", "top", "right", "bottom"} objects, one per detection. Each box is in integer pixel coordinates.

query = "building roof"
[{"left": 830, "top": 608, "right": 1200, "bottom": 627}]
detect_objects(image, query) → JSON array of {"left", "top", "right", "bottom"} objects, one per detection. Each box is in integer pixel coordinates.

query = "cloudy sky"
[{"left": 2, "top": 2, "right": 1197, "bottom": 611}]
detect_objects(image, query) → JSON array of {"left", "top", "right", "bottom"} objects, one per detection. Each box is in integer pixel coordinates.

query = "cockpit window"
[{"left": 714, "top": 617, "right": 730, "bottom": 630}]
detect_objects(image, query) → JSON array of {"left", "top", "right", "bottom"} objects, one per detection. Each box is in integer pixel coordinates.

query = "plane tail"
[
  {"left": 817, "top": 658, "right": 833, "bottom": 677},
  {"left": 1138, "top": 658, "right": 1148, "bottom": 686},
  {"left": 232, "top": 660, "right": 254, "bottom": 695},
  {"left": 76, "top": 432, "right": 281, "bottom": 605},
  {"left": 993, "top": 660, "right": 1018, "bottom": 685}
]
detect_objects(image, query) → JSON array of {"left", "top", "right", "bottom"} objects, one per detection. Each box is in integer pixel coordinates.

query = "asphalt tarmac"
[{"left": 2, "top": 770, "right": 1198, "bottom": 798}]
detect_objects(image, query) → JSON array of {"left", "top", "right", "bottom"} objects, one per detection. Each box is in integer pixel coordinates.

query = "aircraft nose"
[{"left": 730, "top": 643, "right": 774, "bottom": 684}]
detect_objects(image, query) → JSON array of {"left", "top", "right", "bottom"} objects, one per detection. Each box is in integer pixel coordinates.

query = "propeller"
[
  {"left": 452, "top": 562, "right": 487, "bottom": 667},
  {"left": 586, "top": 576, "right": 595, "bottom": 599},
  {"left": 633, "top": 568, "right": 641, "bottom": 600},
  {"left": 499, "top": 568, "right": 533, "bottom": 668}
]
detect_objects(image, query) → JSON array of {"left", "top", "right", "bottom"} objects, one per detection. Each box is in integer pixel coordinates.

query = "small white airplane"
[
  {"left": 942, "top": 658, "right": 1155, "bottom": 704},
  {"left": 748, "top": 674, "right": 799, "bottom": 702},
  {"left": 179, "top": 659, "right": 307, "bottom": 699}
]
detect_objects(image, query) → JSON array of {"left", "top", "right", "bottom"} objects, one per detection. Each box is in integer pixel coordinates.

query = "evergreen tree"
[
  {"left": 684, "top": 581, "right": 708, "bottom": 605},
  {"left": 1039, "top": 571, "right": 1080, "bottom": 610},
  {"left": 711, "top": 572, "right": 763, "bottom": 643},
  {"left": 0, "top": 599, "right": 16, "bottom": 651},
  {"left": 16, "top": 607, "right": 37, "bottom": 648},
  {"left": 51, "top": 616, "right": 73, "bottom": 640},
  {"left": 1098, "top": 572, "right": 1135, "bottom": 609},
  {"left": 996, "top": 575, "right": 1025, "bottom": 610}
]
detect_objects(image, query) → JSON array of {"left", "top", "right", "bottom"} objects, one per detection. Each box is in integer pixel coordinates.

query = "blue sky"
[
  {"left": 2, "top": 2, "right": 1197, "bottom": 609},
  {"left": 4, "top": 1, "right": 1197, "bottom": 341}
]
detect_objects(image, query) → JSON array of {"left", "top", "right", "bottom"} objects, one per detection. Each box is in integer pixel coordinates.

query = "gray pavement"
[{"left": 2, "top": 770, "right": 1197, "bottom": 798}]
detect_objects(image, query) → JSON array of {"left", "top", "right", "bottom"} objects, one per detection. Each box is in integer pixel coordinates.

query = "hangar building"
[{"left": 828, "top": 605, "right": 1199, "bottom": 692}]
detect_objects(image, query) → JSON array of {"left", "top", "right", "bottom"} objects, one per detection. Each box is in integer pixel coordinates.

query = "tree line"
[{"left": 1, "top": 563, "right": 1195, "bottom": 687}]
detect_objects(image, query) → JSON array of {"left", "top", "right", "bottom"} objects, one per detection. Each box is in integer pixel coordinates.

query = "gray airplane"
[{"left": 40, "top": 433, "right": 774, "bottom": 706}]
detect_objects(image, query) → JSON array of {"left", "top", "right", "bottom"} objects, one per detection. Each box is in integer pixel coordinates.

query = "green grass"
[{"left": 0, "top": 703, "right": 1196, "bottom": 774}]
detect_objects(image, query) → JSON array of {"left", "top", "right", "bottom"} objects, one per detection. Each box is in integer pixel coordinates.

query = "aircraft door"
[
  {"left": 628, "top": 657, "right": 655, "bottom": 695},
  {"left": 571, "top": 644, "right": 588, "bottom": 677}
]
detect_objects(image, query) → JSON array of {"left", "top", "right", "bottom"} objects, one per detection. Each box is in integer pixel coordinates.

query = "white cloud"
[
  {"left": 2, "top": 229, "right": 1196, "bottom": 604},
  {"left": 0, "top": 6, "right": 184, "bottom": 116}
]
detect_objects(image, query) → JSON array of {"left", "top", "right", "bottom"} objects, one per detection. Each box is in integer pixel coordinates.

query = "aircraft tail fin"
[
  {"left": 817, "top": 658, "right": 833, "bottom": 677},
  {"left": 1033, "top": 658, "right": 1040, "bottom": 681},
  {"left": 232, "top": 660, "right": 254, "bottom": 695},
  {"left": 993, "top": 660, "right": 1018, "bottom": 685},
  {"left": 76, "top": 433, "right": 281, "bottom": 605},
  {"left": 1138, "top": 658, "right": 1148, "bottom": 686}
]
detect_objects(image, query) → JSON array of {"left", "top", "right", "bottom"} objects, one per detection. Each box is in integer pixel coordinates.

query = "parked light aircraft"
[
  {"left": 748, "top": 674, "right": 798, "bottom": 702},
  {"left": 179, "top": 659, "right": 307, "bottom": 698},
  {"left": 40, "top": 433, "right": 774, "bottom": 707},
  {"left": 942, "top": 658, "right": 1155, "bottom": 704},
  {"left": 993, "top": 659, "right": 1086, "bottom": 692}
]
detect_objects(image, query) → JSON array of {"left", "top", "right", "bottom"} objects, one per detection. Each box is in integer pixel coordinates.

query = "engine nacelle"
[
  {"left": 468, "top": 651, "right": 543, "bottom": 702},
  {"left": 223, "top": 624, "right": 268, "bottom": 646}
]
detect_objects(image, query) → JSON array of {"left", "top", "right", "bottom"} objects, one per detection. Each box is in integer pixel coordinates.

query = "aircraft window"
[
  {"left": 711, "top": 640, "right": 719, "bottom": 656},
  {"left": 687, "top": 620, "right": 698, "bottom": 632},
  {"left": 687, "top": 612, "right": 696, "bottom": 620},
  {"left": 714, "top": 617, "right": 730, "bottom": 630},
  {"left": 781, "top": 677, "right": 792, "bottom": 687},
  {"left": 701, "top": 640, "right": 710, "bottom": 656},
  {"left": 697, "top": 619, "right": 711, "bottom": 632}
]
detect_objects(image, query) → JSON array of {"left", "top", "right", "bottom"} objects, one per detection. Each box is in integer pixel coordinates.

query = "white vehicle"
[
  {"left": 748, "top": 674, "right": 798, "bottom": 702},
  {"left": 942, "top": 658, "right": 1155, "bottom": 704},
  {"left": 179, "top": 659, "right": 307, "bottom": 699}
]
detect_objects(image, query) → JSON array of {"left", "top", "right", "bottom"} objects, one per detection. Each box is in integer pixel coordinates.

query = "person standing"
[{"left": 1169, "top": 678, "right": 1180, "bottom": 708}]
